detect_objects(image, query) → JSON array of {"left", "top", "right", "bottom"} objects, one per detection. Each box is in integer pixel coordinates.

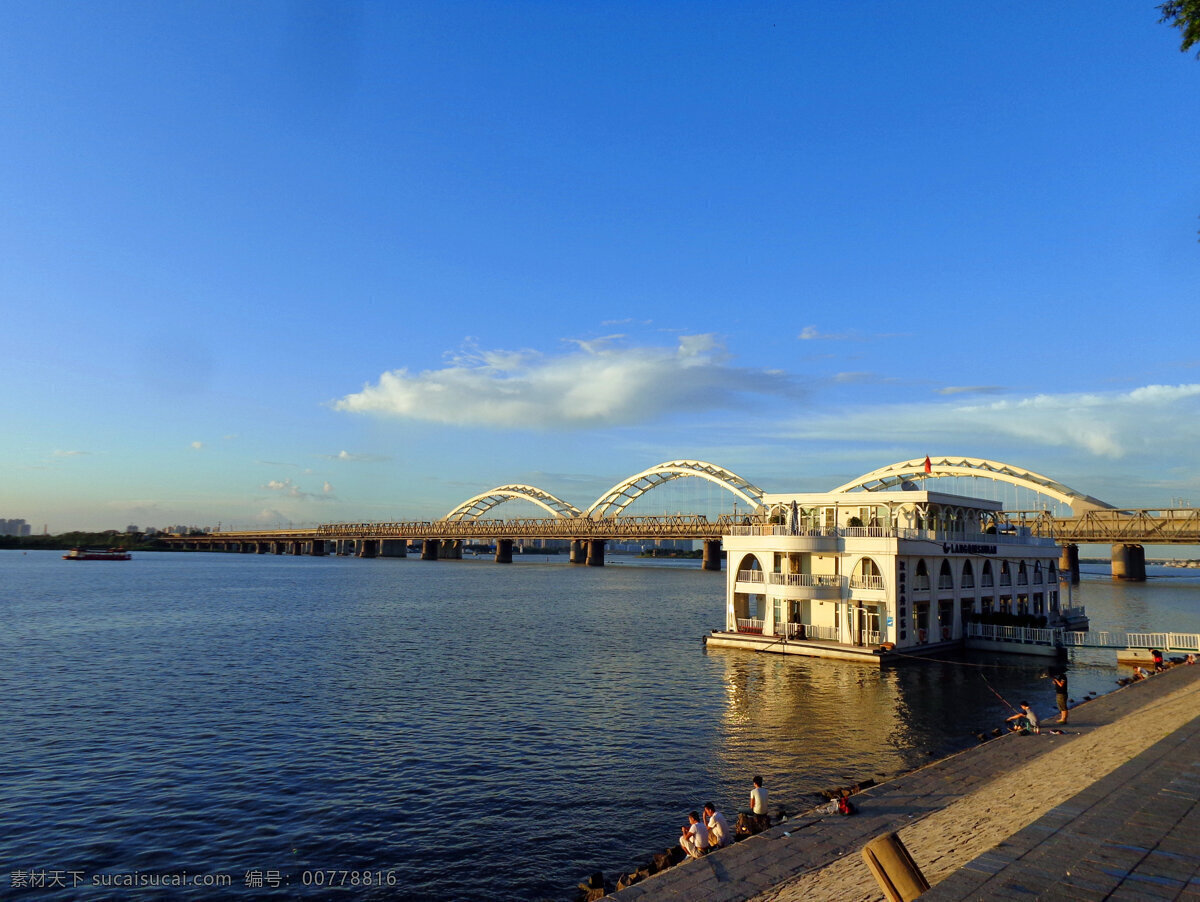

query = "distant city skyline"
[{"left": 2, "top": 4, "right": 1197, "bottom": 532}]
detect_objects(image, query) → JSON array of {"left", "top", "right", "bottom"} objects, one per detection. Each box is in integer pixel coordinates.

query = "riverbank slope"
[{"left": 609, "top": 662, "right": 1200, "bottom": 901}]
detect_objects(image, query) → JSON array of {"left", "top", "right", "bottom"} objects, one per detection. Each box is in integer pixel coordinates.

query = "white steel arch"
[
  {"left": 443, "top": 485, "right": 584, "bottom": 521},
  {"left": 585, "top": 460, "right": 766, "bottom": 518},
  {"left": 829, "top": 456, "right": 1114, "bottom": 514}
]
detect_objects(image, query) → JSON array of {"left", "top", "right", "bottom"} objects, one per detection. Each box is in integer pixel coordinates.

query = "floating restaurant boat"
[
  {"left": 705, "top": 487, "right": 1085, "bottom": 662},
  {"left": 62, "top": 547, "right": 132, "bottom": 561}
]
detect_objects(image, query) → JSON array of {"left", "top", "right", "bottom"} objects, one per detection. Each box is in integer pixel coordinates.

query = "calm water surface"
[{"left": 2, "top": 551, "right": 1198, "bottom": 900}]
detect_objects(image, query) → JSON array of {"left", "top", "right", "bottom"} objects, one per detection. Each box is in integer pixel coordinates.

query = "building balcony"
[{"left": 766, "top": 572, "right": 844, "bottom": 599}]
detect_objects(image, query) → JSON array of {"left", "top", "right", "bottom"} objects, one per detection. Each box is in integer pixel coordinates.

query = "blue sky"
[{"left": 2, "top": 2, "right": 1198, "bottom": 532}]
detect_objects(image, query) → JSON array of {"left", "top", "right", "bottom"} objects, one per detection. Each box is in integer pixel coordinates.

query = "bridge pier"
[
  {"left": 586, "top": 539, "right": 605, "bottom": 566},
  {"left": 255, "top": 543, "right": 267, "bottom": 554},
  {"left": 702, "top": 539, "right": 722, "bottom": 571},
  {"left": 569, "top": 540, "right": 586, "bottom": 565},
  {"left": 380, "top": 539, "right": 407, "bottom": 557},
  {"left": 290, "top": 541, "right": 303, "bottom": 555},
  {"left": 495, "top": 538, "right": 513, "bottom": 564},
  {"left": 308, "top": 541, "right": 326, "bottom": 556},
  {"left": 440, "top": 540, "right": 462, "bottom": 560},
  {"left": 420, "top": 539, "right": 439, "bottom": 561},
  {"left": 1059, "top": 543, "right": 1080, "bottom": 584},
  {"left": 1112, "top": 543, "right": 1146, "bottom": 581},
  {"left": 358, "top": 540, "right": 378, "bottom": 558}
]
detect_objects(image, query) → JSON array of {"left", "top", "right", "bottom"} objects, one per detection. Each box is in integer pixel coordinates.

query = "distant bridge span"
[{"left": 165, "top": 457, "right": 1200, "bottom": 578}]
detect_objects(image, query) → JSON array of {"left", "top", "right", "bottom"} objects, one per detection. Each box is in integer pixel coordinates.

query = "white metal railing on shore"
[
  {"left": 1058, "top": 630, "right": 1200, "bottom": 651},
  {"left": 736, "top": 618, "right": 764, "bottom": 634},
  {"left": 864, "top": 630, "right": 881, "bottom": 645},
  {"left": 736, "top": 569, "right": 765, "bottom": 583},
  {"left": 972, "top": 626, "right": 1200, "bottom": 652},
  {"left": 966, "top": 623, "right": 1057, "bottom": 645},
  {"left": 768, "top": 573, "right": 843, "bottom": 588}
]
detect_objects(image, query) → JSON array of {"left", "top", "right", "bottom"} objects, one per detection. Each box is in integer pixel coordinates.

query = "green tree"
[{"left": 1160, "top": 0, "right": 1200, "bottom": 56}]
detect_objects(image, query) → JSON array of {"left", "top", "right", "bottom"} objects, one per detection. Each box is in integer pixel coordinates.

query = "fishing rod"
[{"left": 978, "top": 671, "right": 1020, "bottom": 713}]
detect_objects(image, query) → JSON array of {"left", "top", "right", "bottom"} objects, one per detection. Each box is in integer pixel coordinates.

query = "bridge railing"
[
  {"left": 1009, "top": 630, "right": 1200, "bottom": 652},
  {"left": 1127, "top": 632, "right": 1200, "bottom": 652}
]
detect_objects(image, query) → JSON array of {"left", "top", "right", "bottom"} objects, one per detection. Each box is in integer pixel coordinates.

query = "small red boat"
[{"left": 62, "top": 548, "right": 132, "bottom": 561}]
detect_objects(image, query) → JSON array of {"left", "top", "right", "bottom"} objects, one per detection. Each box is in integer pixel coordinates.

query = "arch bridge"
[{"left": 163, "top": 456, "right": 1200, "bottom": 579}]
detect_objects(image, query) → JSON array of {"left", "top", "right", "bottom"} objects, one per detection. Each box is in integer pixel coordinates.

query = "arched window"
[
  {"left": 999, "top": 561, "right": 1012, "bottom": 586},
  {"left": 914, "top": 559, "right": 930, "bottom": 590},
  {"left": 1017, "top": 562, "right": 1028, "bottom": 585},
  {"left": 852, "top": 557, "right": 884, "bottom": 590},
  {"left": 938, "top": 559, "right": 954, "bottom": 590},
  {"left": 961, "top": 560, "right": 975, "bottom": 589},
  {"left": 981, "top": 560, "right": 994, "bottom": 588},
  {"left": 1033, "top": 562, "right": 1043, "bottom": 584},
  {"left": 735, "top": 554, "right": 764, "bottom": 584}
]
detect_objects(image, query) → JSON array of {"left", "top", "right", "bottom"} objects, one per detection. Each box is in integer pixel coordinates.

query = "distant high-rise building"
[
  {"left": 0, "top": 518, "right": 30, "bottom": 536},
  {"left": 126, "top": 525, "right": 139, "bottom": 534}
]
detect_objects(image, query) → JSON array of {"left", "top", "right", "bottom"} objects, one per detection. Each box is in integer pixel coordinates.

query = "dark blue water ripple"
[{"left": 2, "top": 551, "right": 1197, "bottom": 900}]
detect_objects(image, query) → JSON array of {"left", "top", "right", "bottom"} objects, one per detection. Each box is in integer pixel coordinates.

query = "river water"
[{"left": 2, "top": 550, "right": 1198, "bottom": 900}]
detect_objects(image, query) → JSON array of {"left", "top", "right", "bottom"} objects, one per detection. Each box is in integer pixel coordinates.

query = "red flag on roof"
[{"left": 924, "top": 456, "right": 932, "bottom": 474}]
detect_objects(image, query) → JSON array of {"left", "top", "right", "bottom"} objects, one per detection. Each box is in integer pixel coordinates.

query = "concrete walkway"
[{"left": 607, "top": 664, "right": 1200, "bottom": 902}]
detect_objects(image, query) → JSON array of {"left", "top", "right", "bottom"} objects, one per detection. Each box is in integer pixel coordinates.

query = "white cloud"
[
  {"left": 191, "top": 441, "right": 205, "bottom": 450},
  {"left": 334, "top": 335, "right": 799, "bottom": 429},
  {"left": 789, "top": 383, "right": 1200, "bottom": 459},
  {"left": 799, "top": 326, "right": 908, "bottom": 342},
  {"left": 321, "top": 450, "right": 391, "bottom": 462},
  {"left": 322, "top": 481, "right": 334, "bottom": 494},
  {"left": 262, "top": 478, "right": 332, "bottom": 501},
  {"left": 53, "top": 449, "right": 88, "bottom": 457},
  {"left": 937, "top": 385, "right": 1008, "bottom": 396},
  {"left": 799, "top": 325, "right": 848, "bottom": 340}
]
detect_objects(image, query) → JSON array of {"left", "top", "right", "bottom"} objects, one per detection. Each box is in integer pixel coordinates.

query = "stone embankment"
[{"left": 604, "top": 662, "right": 1200, "bottom": 901}]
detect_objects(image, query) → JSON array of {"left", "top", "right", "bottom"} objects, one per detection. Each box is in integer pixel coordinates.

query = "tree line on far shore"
[{"left": 0, "top": 532, "right": 169, "bottom": 552}]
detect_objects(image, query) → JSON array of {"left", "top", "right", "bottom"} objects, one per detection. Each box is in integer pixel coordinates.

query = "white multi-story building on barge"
[{"left": 706, "top": 487, "right": 1081, "bottom": 662}]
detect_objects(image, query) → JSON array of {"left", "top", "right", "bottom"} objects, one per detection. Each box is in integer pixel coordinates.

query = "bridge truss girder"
[
  {"left": 1019, "top": 508, "right": 1200, "bottom": 544},
  {"left": 831, "top": 456, "right": 1114, "bottom": 515}
]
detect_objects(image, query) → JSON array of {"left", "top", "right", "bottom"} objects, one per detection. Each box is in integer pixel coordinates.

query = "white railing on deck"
[
  {"left": 849, "top": 574, "right": 886, "bottom": 590},
  {"left": 966, "top": 622, "right": 1057, "bottom": 646},
  {"left": 736, "top": 618, "right": 764, "bottom": 634},
  {"left": 768, "top": 573, "right": 843, "bottom": 588},
  {"left": 723, "top": 525, "right": 1055, "bottom": 547},
  {"left": 864, "top": 630, "right": 881, "bottom": 645},
  {"left": 736, "top": 569, "right": 765, "bottom": 583},
  {"left": 724, "top": 526, "right": 839, "bottom": 537}
]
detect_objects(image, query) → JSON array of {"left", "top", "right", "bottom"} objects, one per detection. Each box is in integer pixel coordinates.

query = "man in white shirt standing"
[{"left": 704, "top": 802, "right": 730, "bottom": 849}]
